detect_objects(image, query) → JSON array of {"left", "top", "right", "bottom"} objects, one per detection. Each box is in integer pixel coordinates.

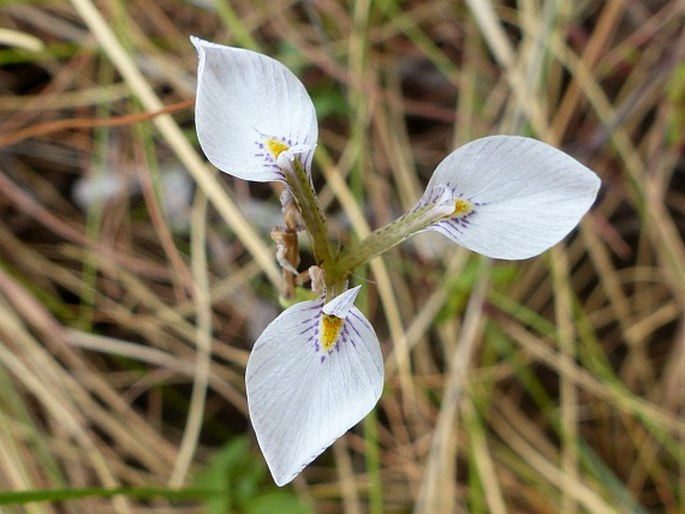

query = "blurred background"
[{"left": 1, "top": 0, "right": 684, "bottom": 512}]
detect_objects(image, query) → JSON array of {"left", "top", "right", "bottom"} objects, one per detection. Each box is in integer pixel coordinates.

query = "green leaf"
[
  {"left": 244, "top": 491, "right": 310, "bottom": 514},
  {"left": 0, "top": 486, "right": 215, "bottom": 505},
  {"left": 193, "top": 437, "right": 312, "bottom": 514}
]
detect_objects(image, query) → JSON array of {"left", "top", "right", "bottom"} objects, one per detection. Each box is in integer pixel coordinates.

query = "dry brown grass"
[{"left": 1, "top": 0, "right": 684, "bottom": 512}]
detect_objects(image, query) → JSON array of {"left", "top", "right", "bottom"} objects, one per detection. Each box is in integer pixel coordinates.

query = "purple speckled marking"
[
  {"left": 253, "top": 132, "right": 295, "bottom": 179},
  {"left": 298, "top": 300, "right": 363, "bottom": 363},
  {"left": 420, "top": 182, "right": 488, "bottom": 235}
]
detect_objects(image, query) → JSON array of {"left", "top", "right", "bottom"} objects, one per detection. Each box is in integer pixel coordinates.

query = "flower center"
[
  {"left": 451, "top": 198, "right": 473, "bottom": 218},
  {"left": 265, "top": 137, "right": 290, "bottom": 159},
  {"left": 319, "top": 314, "right": 344, "bottom": 353}
]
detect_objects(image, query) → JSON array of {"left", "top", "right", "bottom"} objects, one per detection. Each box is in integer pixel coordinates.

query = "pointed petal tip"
[
  {"left": 346, "top": 284, "right": 363, "bottom": 297},
  {"left": 272, "top": 474, "right": 290, "bottom": 488},
  {"left": 189, "top": 35, "right": 215, "bottom": 57},
  {"left": 189, "top": 35, "right": 221, "bottom": 51},
  {"left": 322, "top": 285, "right": 362, "bottom": 317}
]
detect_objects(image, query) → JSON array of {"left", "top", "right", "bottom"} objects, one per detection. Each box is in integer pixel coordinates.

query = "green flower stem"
[
  {"left": 0, "top": 486, "right": 216, "bottom": 505},
  {"left": 283, "top": 157, "right": 335, "bottom": 273},
  {"left": 284, "top": 157, "right": 451, "bottom": 298},
  {"left": 336, "top": 197, "right": 452, "bottom": 276}
]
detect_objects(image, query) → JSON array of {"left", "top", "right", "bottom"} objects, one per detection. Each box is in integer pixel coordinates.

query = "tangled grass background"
[{"left": 1, "top": 0, "right": 684, "bottom": 512}]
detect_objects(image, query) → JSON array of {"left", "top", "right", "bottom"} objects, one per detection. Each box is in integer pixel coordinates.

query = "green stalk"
[
  {"left": 336, "top": 197, "right": 452, "bottom": 276},
  {"left": 0, "top": 486, "right": 217, "bottom": 505},
  {"left": 283, "top": 158, "right": 336, "bottom": 271},
  {"left": 363, "top": 409, "right": 383, "bottom": 514},
  {"left": 80, "top": 59, "right": 114, "bottom": 329}
]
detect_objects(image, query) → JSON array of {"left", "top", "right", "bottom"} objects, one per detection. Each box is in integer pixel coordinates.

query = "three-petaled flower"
[{"left": 192, "top": 36, "right": 601, "bottom": 486}]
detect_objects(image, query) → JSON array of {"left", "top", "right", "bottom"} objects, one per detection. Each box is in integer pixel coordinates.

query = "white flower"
[
  {"left": 245, "top": 286, "right": 383, "bottom": 486},
  {"left": 191, "top": 38, "right": 602, "bottom": 487},
  {"left": 415, "top": 136, "right": 601, "bottom": 259},
  {"left": 191, "top": 36, "right": 318, "bottom": 183}
]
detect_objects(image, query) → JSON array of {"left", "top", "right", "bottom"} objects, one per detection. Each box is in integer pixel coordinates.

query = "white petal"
[
  {"left": 245, "top": 294, "right": 383, "bottom": 486},
  {"left": 422, "top": 136, "right": 601, "bottom": 259},
  {"left": 192, "top": 37, "right": 318, "bottom": 183},
  {"left": 322, "top": 285, "right": 361, "bottom": 317}
]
